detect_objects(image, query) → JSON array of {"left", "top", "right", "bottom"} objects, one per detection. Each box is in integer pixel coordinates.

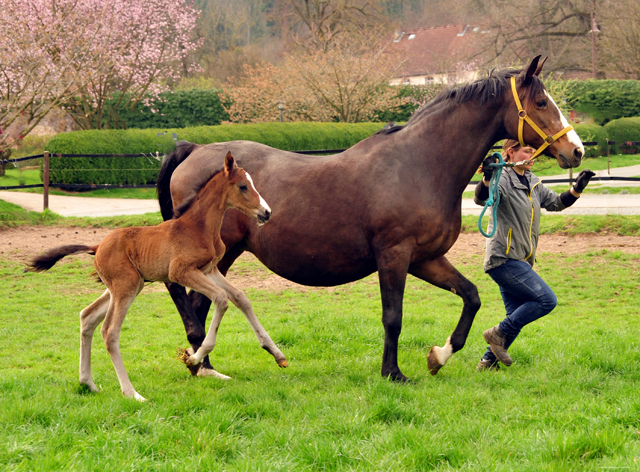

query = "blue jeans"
[{"left": 481, "top": 259, "right": 557, "bottom": 362}]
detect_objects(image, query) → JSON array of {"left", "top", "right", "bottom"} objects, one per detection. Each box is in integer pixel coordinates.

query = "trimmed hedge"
[
  {"left": 573, "top": 123, "right": 607, "bottom": 157},
  {"left": 45, "top": 122, "right": 386, "bottom": 185},
  {"left": 559, "top": 80, "right": 640, "bottom": 125},
  {"left": 604, "top": 117, "right": 640, "bottom": 155}
]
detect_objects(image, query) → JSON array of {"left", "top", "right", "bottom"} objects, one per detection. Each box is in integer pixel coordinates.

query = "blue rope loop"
[{"left": 478, "top": 152, "right": 506, "bottom": 238}]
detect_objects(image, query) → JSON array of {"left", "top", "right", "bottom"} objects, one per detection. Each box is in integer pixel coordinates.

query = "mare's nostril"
[
  {"left": 574, "top": 147, "right": 584, "bottom": 160},
  {"left": 264, "top": 210, "right": 271, "bottom": 221}
]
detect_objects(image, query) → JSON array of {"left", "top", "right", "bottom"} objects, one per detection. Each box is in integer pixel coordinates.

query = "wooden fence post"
[
  {"left": 43, "top": 151, "right": 50, "bottom": 211},
  {"left": 606, "top": 140, "right": 610, "bottom": 175}
]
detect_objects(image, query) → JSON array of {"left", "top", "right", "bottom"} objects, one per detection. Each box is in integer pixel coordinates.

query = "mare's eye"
[
  {"left": 535, "top": 99, "right": 548, "bottom": 109},
  {"left": 238, "top": 184, "right": 248, "bottom": 192}
]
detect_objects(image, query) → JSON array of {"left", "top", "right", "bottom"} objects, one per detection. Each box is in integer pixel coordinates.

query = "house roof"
[{"left": 390, "top": 24, "right": 486, "bottom": 77}]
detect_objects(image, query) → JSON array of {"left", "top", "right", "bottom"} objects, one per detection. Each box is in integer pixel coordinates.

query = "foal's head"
[{"left": 223, "top": 152, "right": 271, "bottom": 225}]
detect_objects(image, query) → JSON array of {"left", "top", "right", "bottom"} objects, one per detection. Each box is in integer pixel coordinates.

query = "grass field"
[{"left": 1, "top": 218, "right": 640, "bottom": 469}]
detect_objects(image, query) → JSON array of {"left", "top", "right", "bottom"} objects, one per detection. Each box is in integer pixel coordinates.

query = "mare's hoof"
[
  {"left": 382, "top": 371, "right": 411, "bottom": 383},
  {"left": 277, "top": 359, "right": 289, "bottom": 368},
  {"left": 133, "top": 392, "right": 147, "bottom": 402},
  {"left": 427, "top": 347, "right": 444, "bottom": 376},
  {"left": 197, "top": 367, "right": 231, "bottom": 380}
]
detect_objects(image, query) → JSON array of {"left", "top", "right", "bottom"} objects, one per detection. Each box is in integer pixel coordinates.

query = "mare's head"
[
  {"left": 223, "top": 152, "right": 271, "bottom": 225},
  {"left": 507, "top": 55, "right": 584, "bottom": 168}
]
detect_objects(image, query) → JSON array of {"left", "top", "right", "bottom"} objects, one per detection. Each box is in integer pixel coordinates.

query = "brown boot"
[
  {"left": 483, "top": 326, "right": 513, "bottom": 366},
  {"left": 476, "top": 358, "right": 500, "bottom": 371}
]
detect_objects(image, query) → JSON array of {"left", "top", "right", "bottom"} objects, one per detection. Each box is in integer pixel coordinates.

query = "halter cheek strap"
[{"left": 510, "top": 76, "right": 574, "bottom": 160}]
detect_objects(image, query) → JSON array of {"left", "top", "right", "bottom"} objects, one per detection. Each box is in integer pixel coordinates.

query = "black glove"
[
  {"left": 573, "top": 169, "right": 595, "bottom": 193},
  {"left": 481, "top": 155, "right": 499, "bottom": 182}
]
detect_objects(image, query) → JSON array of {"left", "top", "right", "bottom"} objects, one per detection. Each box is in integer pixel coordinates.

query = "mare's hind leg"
[
  {"left": 408, "top": 256, "right": 481, "bottom": 375},
  {"left": 207, "top": 268, "right": 287, "bottom": 367},
  {"left": 101, "top": 277, "right": 146, "bottom": 401},
  {"left": 166, "top": 241, "right": 246, "bottom": 376},
  {"left": 79, "top": 288, "right": 111, "bottom": 392},
  {"left": 165, "top": 282, "right": 215, "bottom": 374},
  {"left": 171, "top": 270, "right": 231, "bottom": 375}
]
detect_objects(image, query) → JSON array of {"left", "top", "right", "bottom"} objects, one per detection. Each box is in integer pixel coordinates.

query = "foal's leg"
[
  {"left": 409, "top": 256, "right": 481, "bottom": 375},
  {"left": 79, "top": 288, "right": 111, "bottom": 392},
  {"left": 101, "top": 277, "right": 146, "bottom": 401},
  {"left": 172, "top": 270, "right": 231, "bottom": 375},
  {"left": 207, "top": 268, "right": 287, "bottom": 367},
  {"left": 375, "top": 246, "right": 412, "bottom": 381},
  {"left": 165, "top": 282, "right": 215, "bottom": 374}
]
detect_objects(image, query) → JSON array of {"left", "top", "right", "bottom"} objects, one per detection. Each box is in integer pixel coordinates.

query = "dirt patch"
[{"left": 2, "top": 225, "right": 639, "bottom": 292}]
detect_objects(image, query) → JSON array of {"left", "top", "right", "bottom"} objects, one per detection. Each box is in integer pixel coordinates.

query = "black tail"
[
  {"left": 26, "top": 245, "right": 96, "bottom": 272},
  {"left": 157, "top": 141, "right": 198, "bottom": 221}
]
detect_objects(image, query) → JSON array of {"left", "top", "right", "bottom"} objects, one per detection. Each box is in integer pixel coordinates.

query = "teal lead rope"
[{"left": 477, "top": 152, "right": 506, "bottom": 238}]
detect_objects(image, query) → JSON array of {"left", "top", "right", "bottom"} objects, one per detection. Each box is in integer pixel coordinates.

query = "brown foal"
[{"left": 28, "top": 152, "right": 286, "bottom": 401}]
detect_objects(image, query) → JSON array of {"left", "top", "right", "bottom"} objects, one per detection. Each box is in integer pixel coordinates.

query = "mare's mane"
[
  {"left": 376, "top": 67, "right": 546, "bottom": 136},
  {"left": 172, "top": 167, "right": 224, "bottom": 219}
]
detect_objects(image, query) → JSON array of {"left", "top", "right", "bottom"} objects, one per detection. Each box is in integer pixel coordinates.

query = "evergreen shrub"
[
  {"left": 558, "top": 80, "right": 640, "bottom": 125},
  {"left": 604, "top": 117, "right": 640, "bottom": 155},
  {"left": 573, "top": 123, "right": 607, "bottom": 157},
  {"left": 44, "top": 122, "right": 386, "bottom": 186}
]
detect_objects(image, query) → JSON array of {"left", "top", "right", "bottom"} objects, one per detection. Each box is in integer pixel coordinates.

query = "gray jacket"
[{"left": 474, "top": 168, "right": 567, "bottom": 272}]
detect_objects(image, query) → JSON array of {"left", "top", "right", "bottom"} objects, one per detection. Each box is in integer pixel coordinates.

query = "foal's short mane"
[
  {"left": 172, "top": 167, "right": 224, "bottom": 219},
  {"left": 376, "top": 67, "right": 546, "bottom": 136}
]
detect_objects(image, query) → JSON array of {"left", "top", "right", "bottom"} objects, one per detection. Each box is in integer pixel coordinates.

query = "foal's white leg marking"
[
  {"left": 245, "top": 172, "right": 271, "bottom": 213},
  {"left": 431, "top": 336, "right": 454, "bottom": 366},
  {"left": 79, "top": 288, "right": 111, "bottom": 393},
  {"left": 101, "top": 279, "right": 146, "bottom": 401},
  {"left": 545, "top": 91, "right": 584, "bottom": 153},
  {"left": 208, "top": 269, "right": 288, "bottom": 367}
]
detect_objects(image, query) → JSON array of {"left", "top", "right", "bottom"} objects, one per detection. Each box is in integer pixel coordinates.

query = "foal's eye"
[
  {"left": 535, "top": 99, "right": 548, "bottom": 109},
  {"left": 238, "top": 184, "right": 248, "bottom": 192}
]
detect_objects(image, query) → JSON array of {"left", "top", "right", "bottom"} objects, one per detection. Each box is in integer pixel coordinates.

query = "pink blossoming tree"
[{"left": 0, "top": 0, "right": 200, "bottom": 159}]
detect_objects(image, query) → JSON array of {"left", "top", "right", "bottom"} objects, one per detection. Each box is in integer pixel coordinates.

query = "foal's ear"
[
  {"left": 522, "top": 55, "right": 542, "bottom": 83},
  {"left": 224, "top": 151, "right": 236, "bottom": 175}
]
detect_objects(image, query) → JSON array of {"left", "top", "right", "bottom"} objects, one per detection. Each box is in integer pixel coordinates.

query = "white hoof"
[
  {"left": 197, "top": 367, "right": 231, "bottom": 380},
  {"left": 133, "top": 392, "right": 147, "bottom": 402}
]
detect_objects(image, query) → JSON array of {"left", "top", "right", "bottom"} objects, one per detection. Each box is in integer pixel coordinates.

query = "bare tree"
[
  {"left": 599, "top": 0, "right": 640, "bottom": 79},
  {"left": 223, "top": 28, "right": 403, "bottom": 123}
]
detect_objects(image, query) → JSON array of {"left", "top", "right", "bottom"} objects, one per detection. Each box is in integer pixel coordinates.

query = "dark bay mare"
[{"left": 157, "top": 56, "right": 584, "bottom": 381}]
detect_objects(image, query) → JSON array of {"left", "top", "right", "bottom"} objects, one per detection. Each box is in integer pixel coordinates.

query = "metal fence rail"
[{"left": 2, "top": 141, "right": 640, "bottom": 211}]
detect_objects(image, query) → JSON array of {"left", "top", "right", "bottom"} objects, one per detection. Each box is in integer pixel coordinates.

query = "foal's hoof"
[
  {"left": 427, "top": 347, "right": 445, "bottom": 376},
  {"left": 197, "top": 366, "right": 231, "bottom": 380},
  {"left": 277, "top": 359, "right": 289, "bottom": 368}
]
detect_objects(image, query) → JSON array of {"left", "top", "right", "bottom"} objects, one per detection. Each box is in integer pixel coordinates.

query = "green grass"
[
  {"left": 529, "top": 154, "right": 640, "bottom": 177},
  {"left": 1, "top": 241, "right": 639, "bottom": 470}
]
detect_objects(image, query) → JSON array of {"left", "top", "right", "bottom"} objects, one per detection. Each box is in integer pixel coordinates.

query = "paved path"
[
  {"left": 1, "top": 164, "right": 639, "bottom": 217},
  {"left": 0, "top": 191, "right": 159, "bottom": 217}
]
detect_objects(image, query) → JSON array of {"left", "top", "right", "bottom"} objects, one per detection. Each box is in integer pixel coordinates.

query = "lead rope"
[{"left": 477, "top": 152, "right": 506, "bottom": 238}]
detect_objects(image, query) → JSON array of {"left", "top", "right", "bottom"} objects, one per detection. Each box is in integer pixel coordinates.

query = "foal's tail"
[
  {"left": 26, "top": 245, "right": 97, "bottom": 272},
  {"left": 157, "top": 140, "right": 198, "bottom": 221}
]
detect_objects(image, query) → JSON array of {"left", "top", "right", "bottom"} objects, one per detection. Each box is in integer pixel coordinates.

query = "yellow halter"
[{"left": 510, "top": 76, "right": 574, "bottom": 160}]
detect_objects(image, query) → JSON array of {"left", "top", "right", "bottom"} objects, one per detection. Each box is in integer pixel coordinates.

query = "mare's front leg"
[
  {"left": 207, "top": 268, "right": 287, "bottom": 367},
  {"left": 376, "top": 247, "right": 411, "bottom": 381},
  {"left": 409, "top": 256, "right": 481, "bottom": 375}
]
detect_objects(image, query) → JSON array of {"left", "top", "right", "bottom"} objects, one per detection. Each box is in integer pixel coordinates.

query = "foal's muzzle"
[{"left": 257, "top": 209, "right": 271, "bottom": 225}]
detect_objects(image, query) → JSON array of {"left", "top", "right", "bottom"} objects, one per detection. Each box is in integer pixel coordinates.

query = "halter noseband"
[{"left": 510, "top": 76, "right": 573, "bottom": 160}]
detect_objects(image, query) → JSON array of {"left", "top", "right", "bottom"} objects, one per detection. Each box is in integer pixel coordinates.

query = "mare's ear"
[
  {"left": 534, "top": 56, "right": 548, "bottom": 76},
  {"left": 521, "top": 55, "right": 542, "bottom": 83},
  {"left": 224, "top": 151, "right": 236, "bottom": 175}
]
